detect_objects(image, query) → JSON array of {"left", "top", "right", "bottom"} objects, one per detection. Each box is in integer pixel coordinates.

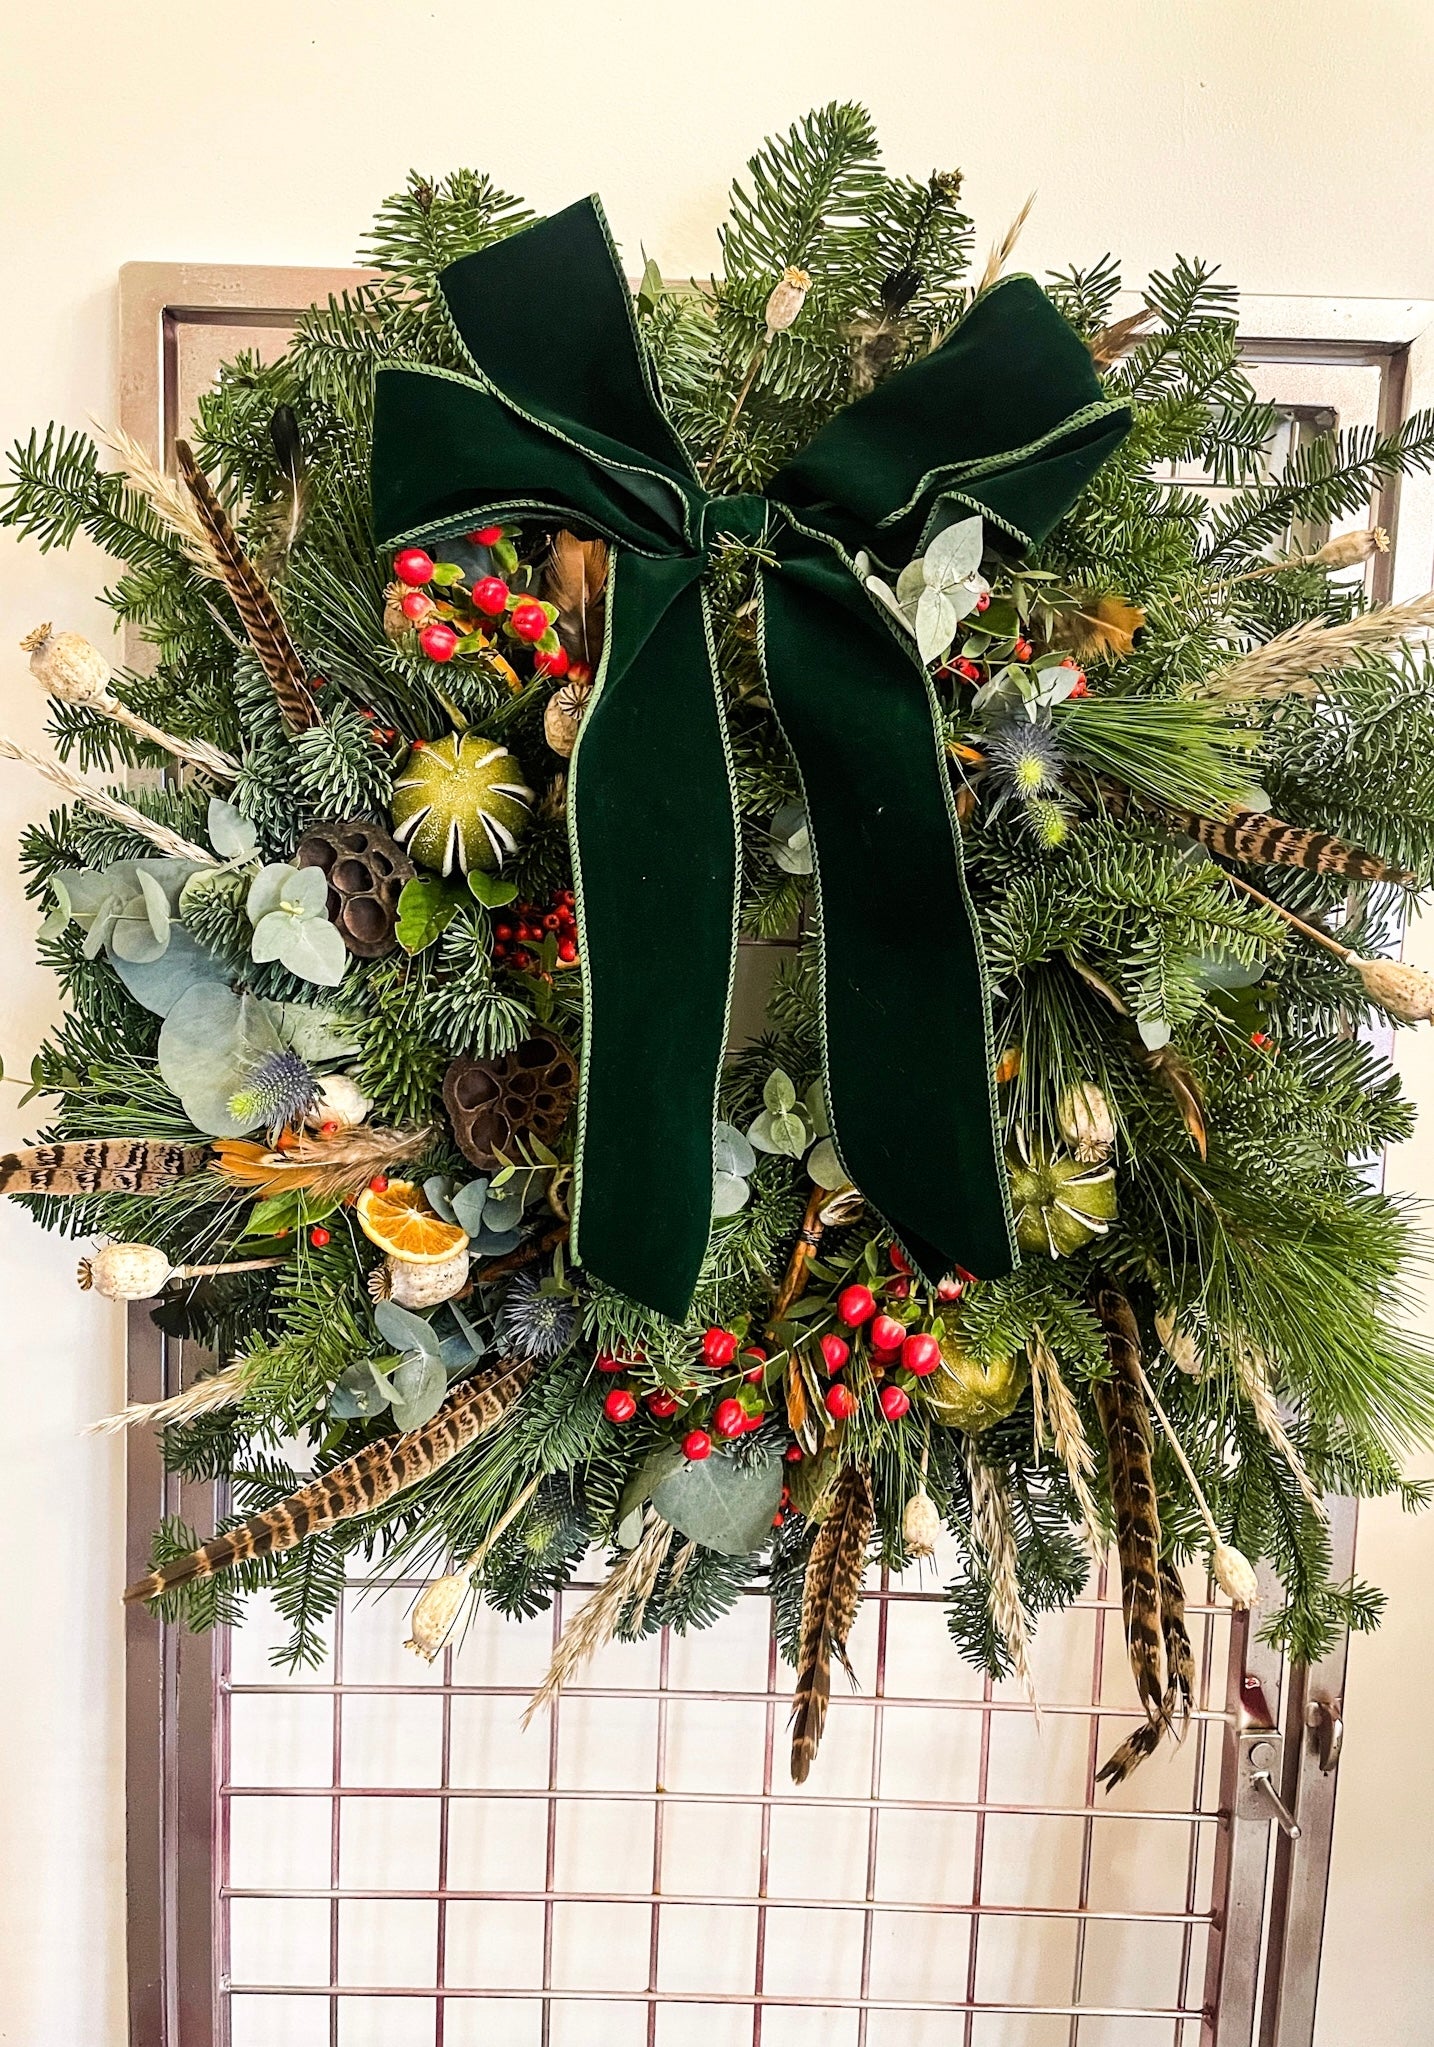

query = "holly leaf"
[{"left": 651, "top": 1449, "right": 784, "bottom": 1556}]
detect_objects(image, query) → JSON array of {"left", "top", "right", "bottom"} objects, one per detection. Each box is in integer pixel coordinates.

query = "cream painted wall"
[{"left": 3, "top": 3, "right": 1434, "bottom": 2040}]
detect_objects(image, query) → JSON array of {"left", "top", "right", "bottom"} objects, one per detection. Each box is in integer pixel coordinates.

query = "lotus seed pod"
[
  {"left": 1056, "top": 1081, "right": 1116, "bottom": 1162},
  {"left": 76, "top": 1241, "right": 173, "bottom": 1300},
  {"left": 404, "top": 1561, "right": 473, "bottom": 1661},
  {"left": 1349, "top": 955, "right": 1434, "bottom": 1023},
  {"left": 764, "top": 265, "right": 812, "bottom": 333},
  {"left": 1155, "top": 1308, "right": 1202, "bottom": 1376},
  {"left": 22, "top": 624, "right": 114, "bottom": 704},
  {"left": 390, "top": 731, "right": 533, "bottom": 877},
  {"left": 310, "top": 1074, "right": 373, "bottom": 1129},
  {"left": 369, "top": 1248, "right": 470, "bottom": 1309},
  {"left": 1007, "top": 1135, "right": 1116, "bottom": 1258},
  {"left": 918, "top": 1335, "right": 1027, "bottom": 1432},
  {"left": 1212, "top": 1542, "right": 1259, "bottom": 1609},
  {"left": 902, "top": 1487, "right": 941, "bottom": 1558}
]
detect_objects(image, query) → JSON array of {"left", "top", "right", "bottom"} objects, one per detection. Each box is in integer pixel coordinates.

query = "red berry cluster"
[
  {"left": 492, "top": 890, "right": 579, "bottom": 973},
  {"left": 391, "top": 545, "right": 561, "bottom": 668},
  {"left": 808, "top": 1245, "right": 958, "bottom": 1424}
]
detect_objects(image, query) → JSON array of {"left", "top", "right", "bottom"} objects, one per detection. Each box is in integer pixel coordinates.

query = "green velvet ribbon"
[{"left": 371, "top": 197, "right": 1132, "bottom": 1320}]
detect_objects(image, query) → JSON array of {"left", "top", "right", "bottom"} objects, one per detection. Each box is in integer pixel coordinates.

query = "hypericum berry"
[
  {"left": 604, "top": 1387, "right": 638, "bottom": 1424},
  {"left": 870, "top": 1314, "right": 906, "bottom": 1354},
  {"left": 879, "top": 1383, "right": 911, "bottom": 1420},
  {"left": 743, "top": 1409, "right": 766, "bottom": 1432},
  {"left": 319, "top": 1119, "right": 340, "bottom": 1137},
  {"left": 784, "top": 1442, "right": 803, "bottom": 1463},
  {"left": 975, "top": 590, "right": 991, "bottom": 613},
  {"left": 647, "top": 1390, "right": 680, "bottom": 1418},
  {"left": 683, "top": 1428, "right": 713, "bottom": 1461},
  {"left": 772, "top": 1510, "right": 785, "bottom": 1529},
  {"left": 368, "top": 1175, "right": 389, "bottom": 1194},
  {"left": 936, "top": 1275, "right": 964, "bottom": 1303},
  {"left": 713, "top": 1397, "right": 746, "bottom": 1438},
  {"left": 400, "top": 589, "right": 433, "bottom": 622},
  {"left": 952, "top": 657, "right": 982, "bottom": 683},
  {"left": 825, "top": 1381, "right": 859, "bottom": 1420},
  {"left": 901, "top": 1332, "right": 941, "bottom": 1376},
  {"left": 471, "top": 575, "right": 510, "bottom": 616},
  {"left": 1012, "top": 636, "right": 1034, "bottom": 662},
  {"left": 557, "top": 937, "right": 579, "bottom": 964},
  {"left": 1069, "top": 676, "right": 1090, "bottom": 698},
  {"left": 837, "top": 1284, "right": 877, "bottom": 1327},
  {"left": 509, "top": 597, "right": 549, "bottom": 643},
  {"left": 308, "top": 1225, "right": 331, "bottom": 1248},
  {"left": 888, "top": 1244, "right": 912, "bottom": 1274},
  {"left": 595, "top": 1349, "right": 625, "bottom": 1373},
  {"left": 535, "top": 645, "right": 570, "bottom": 678},
  {"left": 887, "top": 1277, "right": 911, "bottom": 1301},
  {"left": 820, "top": 1333, "right": 850, "bottom": 1374},
  {"left": 1250, "top": 1029, "right": 1274, "bottom": 1051},
  {"left": 418, "top": 622, "right": 459, "bottom": 663},
  {"left": 467, "top": 524, "right": 504, "bottom": 547},
  {"left": 702, "top": 1326, "right": 739, "bottom": 1368},
  {"left": 393, "top": 547, "right": 435, "bottom": 587}
]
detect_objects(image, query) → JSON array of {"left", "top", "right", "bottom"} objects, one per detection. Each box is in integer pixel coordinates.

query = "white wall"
[{"left": 3, "top": 3, "right": 1434, "bottom": 2039}]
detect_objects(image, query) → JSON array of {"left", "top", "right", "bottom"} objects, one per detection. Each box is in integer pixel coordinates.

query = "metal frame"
[{"left": 118, "top": 263, "right": 1434, "bottom": 2047}]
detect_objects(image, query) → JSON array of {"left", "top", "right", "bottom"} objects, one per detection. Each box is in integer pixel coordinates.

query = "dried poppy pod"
[
  {"left": 443, "top": 1032, "right": 578, "bottom": 1172},
  {"left": 295, "top": 819, "right": 414, "bottom": 959}
]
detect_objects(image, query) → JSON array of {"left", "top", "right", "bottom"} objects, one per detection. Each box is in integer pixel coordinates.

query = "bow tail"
[
  {"left": 567, "top": 551, "right": 741, "bottom": 1320},
  {"left": 759, "top": 554, "right": 1016, "bottom": 1286}
]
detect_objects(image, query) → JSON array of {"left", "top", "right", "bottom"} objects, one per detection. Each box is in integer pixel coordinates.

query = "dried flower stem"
[
  {"left": 1135, "top": 1363, "right": 1222, "bottom": 1550},
  {"left": 965, "top": 1445, "right": 1037, "bottom": 1707},
  {"left": 1028, "top": 1326, "right": 1104, "bottom": 1553},
  {"left": 524, "top": 1512, "right": 674, "bottom": 1724},
  {"left": 1222, "top": 868, "right": 1350, "bottom": 959},
  {"left": 0, "top": 733, "right": 216, "bottom": 863},
  {"left": 701, "top": 337, "right": 770, "bottom": 481}
]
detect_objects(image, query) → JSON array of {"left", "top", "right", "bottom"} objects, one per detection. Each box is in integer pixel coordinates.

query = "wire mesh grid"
[{"left": 215, "top": 1548, "right": 1235, "bottom": 2047}]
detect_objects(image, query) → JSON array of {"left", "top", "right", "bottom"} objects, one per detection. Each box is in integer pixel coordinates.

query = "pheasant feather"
[
  {"left": 1160, "top": 805, "right": 1414, "bottom": 886},
  {"left": 174, "top": 440, "right": 320, "bottom": 732},
  {"left": 790, "top": 1463, "right": 873, "bottom": 1784},
  {"left": 541, "top": 529, "right": 608, "bottom": 665},
  {"left": 0, "top": 1138, "right": 208, "bottom": 1196},
  {"left": 1093, "top": 1289, "right": 1164, "bottom": 1722},
  {"left": 123, "top": 1356, "right": 537, "bottom": 1604}
]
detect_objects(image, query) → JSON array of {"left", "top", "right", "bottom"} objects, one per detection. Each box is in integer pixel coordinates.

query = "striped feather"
[
  {"left": 1163, "top": 806, "right": 1414, "bottom": 886},
  {"left": 790, "top": 1464, "right": 873, "bottom": 1784},
  {"left": 1095, "top": 1559, "right": 1195, "bottom": 1789},
  {"left": 0, "top": 1138, "right": 208, "bottom": 1195},
  {"left": 175, "top": 440, "right": 320, "bottom": 732},
  {"left": 123, "top": 1356, "right": 537, "bottom": 1604},
  {"left": 1093, "top": 1289, "right": 1164, "bottom": 1722}
]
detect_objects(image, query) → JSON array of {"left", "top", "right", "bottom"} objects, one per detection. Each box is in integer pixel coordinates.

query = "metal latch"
[
  {"left": 1306, "top": 1696, "right": 1344, "bottom": 1775},
  {"left": 1236, "top": 1732, "right": 1302, "bottom": 1839}
]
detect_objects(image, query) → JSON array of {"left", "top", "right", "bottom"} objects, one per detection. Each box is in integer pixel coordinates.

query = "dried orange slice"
[{"left": 356, "top": 1179, "right": 469, "bottom": 1265}]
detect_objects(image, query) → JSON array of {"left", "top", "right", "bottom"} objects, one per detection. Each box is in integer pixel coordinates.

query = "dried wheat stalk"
[
  {"left": 1028, "top": 1326, "right": 1105, "bottom": 1554},
  {"left": 977, "top": 192, "right": 1037, "bottom": 295},
  {"left": 85, "top": 1357, "right": 253, "bottom": 1436},
  {"left": 965, "top": 1445, "right": 1037, "bottom": 1706},
  {"left": 94, "top": 422, "right": 225, "bottom": 580},
  {"left": 523, "top": 1512, "right": 674, "bottom": 1723},
  {"left": 1231, "top": 1343, "right": 1326, "bottom": 1516},
  {"left": 0, "top": 733, "right": 216, "bottom": 862},
  {"left": 1202, "top": 590, "right": 1434, "bottom": 701}
]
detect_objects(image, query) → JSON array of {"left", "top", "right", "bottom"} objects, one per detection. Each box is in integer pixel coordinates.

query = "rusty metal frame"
[{"left": 119, "top": 265, "right": 1434, "bottom": 2046}]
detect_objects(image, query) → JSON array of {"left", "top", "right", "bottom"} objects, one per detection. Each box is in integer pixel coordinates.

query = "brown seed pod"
[
  {"left": 442, "top": 1032, "right": 578, "bottom": 1172},
  {"left": 295, "top": 819, "right": 414, "bottom": 960}
]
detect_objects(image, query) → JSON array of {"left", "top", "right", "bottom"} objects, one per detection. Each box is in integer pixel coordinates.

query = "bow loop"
[{"left": 373, "top": 200, "right": 1132, "bottom": 1320}]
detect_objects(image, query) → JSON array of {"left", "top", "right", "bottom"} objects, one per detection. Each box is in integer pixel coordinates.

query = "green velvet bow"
[{"left": 371, "top": 197, "right": 1132, "bottom": 1320}]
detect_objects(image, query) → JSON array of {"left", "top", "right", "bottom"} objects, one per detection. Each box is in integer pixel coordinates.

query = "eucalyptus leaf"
[
  {"left": 651, "top": 1449, "right": 784, "bottom": 1556},
  {"left": 915, "top": 585, "right": 960, "bottom": 663},
  {"left": 329, "top": 1360, "right": 393, "bottom": 1420},
  {"left": 480, "top": 1186, "right": 524, "bottom": 1234},
  {"left": 36, "top": 874, "right": 71, "bottom": 940},
  {"left": 157, "top": 984, "right": 281, "bottom": 1137},
  {"left": 923, "top": 514, "right": 984, "bottom": 586},
  {"left": 770, "top": 803, "right": 814, "bottom": 876},
  {"left": 389, "top": 1351, "right": 448, "bottom": 1431},
  {"left": 806, "top": 1137, "right": 849, "bottom": 1190},
  {"left": 712, "top": 1169, "right": 751, "bottom": 1218},
  {"left": 763, "top": 1069, "right": 797, "bottom": 1115},
  {"left": 265, "top": 1002, "right": 361, "bottom": 1062},
  {"left": 373, "top": 1298, "right": 443, "bottom": 1359},
  {"left": 618, "top": 1442, "right": 687, "bottom": 1529},
  {"left": 615, "top": 1505, "right": 646, "bottom": 1550},
  {"left": 247, "top": 862, "right": 296, "bottom": 923},
  {"left": 714, "top": 1121, "right": 756, "bottom": 1178},
  {"left": 1137, "top": 1017, "right": 1173, "bottom": 1051},
  {"left": 425, "top": 1175, "right": 459, "bottom": 1225},
  {"left": 802, "top": 1084, "right": 830, "bottom": 1141},
  {"left": 112, "top": 923, "right": 230, "bottom": 1016},
  {"left": 450, "top": 1178, "right": 491, "bottom": 1236},
  {"left": 265, "top": 913, "right": 347, "bottom": 986},
  {"left": 207, "top": 797, "right": 259, "bottom": 861},
  {"left": 474, "top": 1225, "right": 522, "bottom": 1256}
]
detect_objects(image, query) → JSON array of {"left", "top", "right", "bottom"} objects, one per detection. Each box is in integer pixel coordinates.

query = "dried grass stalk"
[
  {"left": 966, "top": 1446, "right": 1037, "bottom": 1706},
  {"left": 1231, "top": 1344, "right": 1326, "bottom": 1516},
  {"left": 94, "top": 422, "right": 226, "bottom": 581},
  {"left": 524, "top": 1513, "right": 674, "bottom": 1723},
  {"left": 977, "top": 192, "right": 1036, "bottom": 296},
  {"left": 1203, "top": 590, "right": 1434, "bottom": 701},
  {"left": 1028, "top": 1326, "right": 1105, "bottom": 1554},
  {"left": 0, "top": 732, "right": 216, "bottom": 862},
  {"left": 86, "top": 1357, "right": 252, "bottom": 1435}
]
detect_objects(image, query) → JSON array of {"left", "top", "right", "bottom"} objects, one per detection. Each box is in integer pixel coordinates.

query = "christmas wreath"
[{"left": 7, "top": 102, "right": 1434, "bottom": 1784}]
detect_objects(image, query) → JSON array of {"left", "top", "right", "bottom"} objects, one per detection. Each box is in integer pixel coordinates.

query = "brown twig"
[{"left": 769, "top": 1187, "right": 827, "bottom": 1329}]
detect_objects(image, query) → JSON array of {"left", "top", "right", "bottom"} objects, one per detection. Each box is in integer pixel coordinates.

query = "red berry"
[
  {"left": 512, "top": 948, "right": 531, "bottom": 970},
  {"left": 1250, "top": 1030, "right": 1274, "bottom": 1051},
  {"left": 784, "top": 1443, "right": 803, "bottom": 1463},
  {"left": 368, "top": 1175, "right": 389, "bottom": 1194},
  {"left": 400, "top": 590, "right": 432, "bottom": 622},
  {"left": 542, "top": 912, "right": 561, "bottom": 932},
  {"left": 888, "top": 1244, "right": 912, "bottom": 1274},
  {"left": 744, "top": 1409, "right": 766, "bottom": 1431},
  {"left": 557, "top": 938, "right": 579, "bottom": 964},
  {"left": 879, "top": 1383, "right": 911, "bottom": 1420},
  {"left": 393, "top": 548, "right": 435, "bottom": 587},
  {"left": 975, "top": 590, "right": 991, "bottom": 613},
  {"left": 744, "top": 1344, "right": 768, "bottom": 1362},
  {"left": 744, "top": 1366, "right": 765, "bottom": 1384},
  {"left": 472, "top": 575, "right": 510, "bottom": 616},
  {"left": 887, "top": 1276, "right": 911, "bottom": 1301},
  {"left": 772, "top": 1510, "right": 785, "bottom": 1529},
  {"left": 1013, "top": 636, "right": 1034, "bottom": 662},
  {"left": 535, "top": 645, "right": 570, "bottom": 678},
  {"left": 319, "top": 1119, "right": 340, "bottom": 1137},
  {"left": 647, "top": 1390, "right": 680, "bottom": 1418},
  {"left": 467, "top": 524, "right": 503, "bottom": 547},
  {"left": 419, "top": 622, "right": 459, "bottom": 663},
  {"left": 870, "top": 1314, "right": 906, "bottom": 1354},
  {"left": 308, "top": 1225, "right": 331, "bottom": 1248},
  {"left": 953, "top": 657, "right": 982, "bottom": 683},
  {"left": 825, "top": 1382, "right": 859, "bottom": 1420},
  {"left": 701, "top": 1326, "right": 739, "bottom": 1368},
  {"left": 713, "top": 1397, "right": 746, "bottom": 1438},
  {"left": 683, "top": 1429, "right": 712, "bottom": 1461},
  {"left": 569, "top": 661, "right": 592, "bottom": 686},
  {"left": 837, "top": 1284, "right": 877, "bottom": 1327},
  {"left": 494, "top": 922, "right": 514, "bottom": 942},
  {"left": 1069, "top": 677, "right": 1091, "bottom": 699},
  {"left": 820, "top": 1333, "right": 850, "bottom": 1374},
  {"left": 595, "top": 1349, "right": 625, "bottom": 1373},
  {"left": 510, "top": 598, "right": 548, "bottom": 643},
  {"left": 901, "top": 1332, "right": 942, "bottom": 1377},
  {"left": 937, "top": 1276, "right": 964, "bottom": 1303},
  {"left": 604, "top": 1388, "right": 638, "bottom": 1424}
]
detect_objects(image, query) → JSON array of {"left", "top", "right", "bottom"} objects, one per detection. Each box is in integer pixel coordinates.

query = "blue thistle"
[
  {"left": 984, "top": 717, "right": 1067, "bottom": 803},
  {"left": 227, "top": 1048, "right": 320, "bottom": 1136},
  {"left": 499, "top": 1270, "right": 577, "bottom": 1361}
]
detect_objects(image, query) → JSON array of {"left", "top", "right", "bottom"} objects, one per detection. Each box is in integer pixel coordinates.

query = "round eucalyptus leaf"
[
  {"left": 651, "top": 1450, "right": 784, "bottom": 1556},
  {"left": 714, "top": 1121, "right": 756, "bottom": 1179},
  {"left": 247, "top": 862, "right": 297, "bottom": 924},
  {"left": 450, "top": 1179, "right": 491, "bottom": 1236},
  {"left": 806, "top": 1137, "right": 849, "bottom": 1190},
  {"left": 373, "top": 1298, "right": 442, "bottom": 1359},
  {"left": 424, "top": 1175, "right": 459, "bottom": 1225},
  {"left": 713, "top": 1169, "right": 751, "bottom": 1217},
  {"left": 273, "top": 913, "right": 347, "bottom": 987},
  {"left": 207, "top": 797, "right": 259, "bottom": 861},
  {"left": 389, "top": 1351, "right": 448, "bottom": 1432},
  {"left": 157, "top": 982, "right": 273, "bottom": 1136},
  {"left": 112, "top": 923, "right": 231, "bottom": 1017}
]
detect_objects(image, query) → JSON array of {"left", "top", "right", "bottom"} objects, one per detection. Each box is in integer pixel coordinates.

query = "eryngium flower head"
[
  {"left": 985, "top": 717, "right": 1066, "bottom": 801},
  {"left": 499, "top": 1270, "right": 577, "bottom": 1361},
  {"left": 228, "top": 1048, "right": 319, "bottom": 1137}
]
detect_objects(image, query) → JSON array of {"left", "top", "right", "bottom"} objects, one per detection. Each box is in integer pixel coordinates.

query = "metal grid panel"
[{"left": 215, "top": 1558, "right": 1233, "bottom": 2047}]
